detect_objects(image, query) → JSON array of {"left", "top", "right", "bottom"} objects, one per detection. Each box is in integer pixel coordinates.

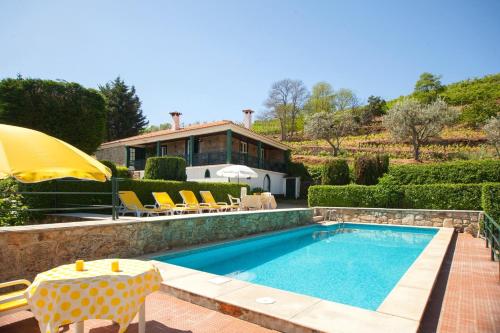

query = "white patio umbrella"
[{"left": 216, "top": 165, "right": 258, "bottom": 183}]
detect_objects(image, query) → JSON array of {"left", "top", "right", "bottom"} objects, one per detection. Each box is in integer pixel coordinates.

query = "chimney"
[
  {"left": 169, "top": 112, "right": 182, "bottom": 130},
  {"left": 242, "top": 109, "right": 254, "bottom": 129}
]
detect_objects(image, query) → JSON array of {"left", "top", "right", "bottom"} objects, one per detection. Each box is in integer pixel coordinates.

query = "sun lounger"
[
  {"left": 200, "top": 191, "right": 236, "bottom": 211},
  {"left": 0, "top": 279, "right": 31, "bottom": 317},
  {"left": 118, "top": 191, "right": 169, "bottom": 217},
  {"left": 152, "top": 192, "right": 199, "bottom": 214},
  {"left": 179, "top": 190, "right": 219, "bottom": 213}
]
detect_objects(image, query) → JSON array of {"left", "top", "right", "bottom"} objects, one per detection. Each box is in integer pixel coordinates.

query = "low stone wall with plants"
[
  {"left": 313, "top": 206, "right": 482, "bottom": 234},
  {"left": 0, "top": 208, "right": 313, "bottom": 283}
]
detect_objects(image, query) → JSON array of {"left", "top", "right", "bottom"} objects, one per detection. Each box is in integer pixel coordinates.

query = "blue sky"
[{"left": 1, "top": 0, "right": 499, "bottom": 126}]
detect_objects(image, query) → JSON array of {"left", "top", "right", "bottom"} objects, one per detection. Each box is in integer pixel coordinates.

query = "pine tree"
[{"left": 100, "top": 77, "right": 148, "bottom": 141}]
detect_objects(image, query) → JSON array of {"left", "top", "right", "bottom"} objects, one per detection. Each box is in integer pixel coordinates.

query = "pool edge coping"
[{"left": 146, "top": 224, "right": 453, "bottom": 333}]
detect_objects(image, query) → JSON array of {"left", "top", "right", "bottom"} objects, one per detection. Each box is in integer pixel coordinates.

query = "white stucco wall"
[{"left": 186, "top": 164, "right": 286, "bottom": 195}]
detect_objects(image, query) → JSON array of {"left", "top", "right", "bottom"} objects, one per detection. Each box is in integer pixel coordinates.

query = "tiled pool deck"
[
  {"left": 0, "top": 232, "right": 498, "bottom": 332},
  {"left": 153, "top": 224, "right": 453, "bottom": 333}
]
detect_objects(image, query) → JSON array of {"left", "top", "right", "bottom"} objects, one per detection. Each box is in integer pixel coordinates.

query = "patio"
[{"left": 0, "top": 231, "right": 497, "bottom": 333}]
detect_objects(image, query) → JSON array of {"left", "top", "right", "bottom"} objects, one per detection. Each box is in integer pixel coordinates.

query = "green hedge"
[
  {"left": 98, "top": 160, "right": 118, "bottom": 177},
  {"left": 308, "top": 185, "right": 399, "bottom": 208},
  {"left": 482, "top": 183, "right": 500, "bottom": 221},
  {"left": 381, "top": 160, "right": 500, "bottom": 185},
  {"left": 116, "top": 166, "right": 131, "bottom": 178},
  {"left": 308, "top": 183, "right": 485, "bottom": 211},
  {"left": 144, "top": 156, "right": 187, "bottom": 181},
  {"left": 402, "top": 184, "right": 483, "bottom": 210},
  {"left": 321, "top": 159, "right": 350, "bottom": 185},
  {"left": 18, "top": 179, "right": 249, "bottom": 210}
]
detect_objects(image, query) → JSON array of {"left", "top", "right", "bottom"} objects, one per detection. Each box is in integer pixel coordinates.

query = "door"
[{"left": 286, "top": 178, "right": 296, "bottom": 199}]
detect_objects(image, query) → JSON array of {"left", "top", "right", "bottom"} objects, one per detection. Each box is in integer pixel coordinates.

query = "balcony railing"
[
  {"left": 130, "top": 152, "right": 286, "bottom": 173},
  {"left": 192, "top": 151, "right": 226, "bottom": 166}
]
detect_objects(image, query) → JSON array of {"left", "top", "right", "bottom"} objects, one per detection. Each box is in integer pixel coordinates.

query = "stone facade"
[
  {"left": 0, "top": 209, "right": 313, "bottom": 283},
  {"left": 313, "top": 207, "right": 483, "bottom": 235},
  {"left": 94, "top": 146, "right": 126, "bottom": 166}
]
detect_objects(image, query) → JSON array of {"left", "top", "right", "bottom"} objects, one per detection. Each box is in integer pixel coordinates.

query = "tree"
[
  {"left": 460, "top": 100, "right": 500, "bottom": 128},
  {"left": 366, "top": 95, "right": 387, "bottom": 116},
  {"left": 333, "top": 88, "right": 359, "bottom": 111},
  {"left": 100, "top": 77, "right": 148, "bottom": 141},
  {"left": 0, "top": 77, "right": 106, "bottom": 154},
  {"left": 304, "top": 110, "right": 359, "bottom": 156},
  {"left": 142, "top": 122, "right": 172, "bottom": 133},
  {"left": 383, "top": 98, "right": 457, "bottom": 161},
  {"left": 414, "top": 72, "right": 444, "bottom": 103},
  {"left": 264, "top": 79, "right": 308, "bottom": 141},
  {"left": 484, "top": 115, "right": 500, "bottom": 158},
  {"left": 304, "top": 82, "right": 335, "bottom": 114}
]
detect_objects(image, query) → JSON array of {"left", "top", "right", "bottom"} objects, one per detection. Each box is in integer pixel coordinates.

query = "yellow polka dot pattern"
[{"left": 25, "top": 259, "right": 162, "bottom": 333}]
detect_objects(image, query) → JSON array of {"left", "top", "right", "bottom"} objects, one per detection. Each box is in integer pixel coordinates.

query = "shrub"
[
  {"left": 0, "top": 179, "right": 29, "bottom": 226},
  {"left": 460, "top": 100, "right": 500, "bottom": 128},
  {"left": 144, "top": 156, "right": 187, "bottom": 181},
  {"left": 381, "top": 160, "right": 500, "bottom": 185},
  {"left": 251, "top": 187, "right": 264, "bottom": 194},
  {"left": 306, "top": 164, "right": 323, "bottom": 184},
  {"left": 287, "top": 161, "right": 311, "bottom": 180},
  {"left": 402, "top": 184, "right": 483, "bottom": 210},
  {"left": 18, "top": 179, "right": 249, "bottom": 212},
  {"left": 308, "top": 183, "right": 486, "bottom": 211},
  {"left": 308, "top": 185, "right": 401, "bottom": 208},
  {"left": 353, "top": 154, "right": 389, "bottom": 185},
  {"left": 482, "top": 183, "right": 500, "bottom": 222},
  {"left": 321, "top": 159, "right": 350, "bottom": 185},
  {"left": 116, "top": 166, "right": 131, "bottom": 178},
  {"left": 98, "top": 160, "right": 117, "bottom": 177},
  {"left": 0, "top": 77, "right": 106, "bottom": 154}
]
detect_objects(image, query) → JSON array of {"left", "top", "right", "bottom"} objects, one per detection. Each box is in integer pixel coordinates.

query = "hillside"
[{"left": 252, "top": 73, "right": 500, "bottom": 165}]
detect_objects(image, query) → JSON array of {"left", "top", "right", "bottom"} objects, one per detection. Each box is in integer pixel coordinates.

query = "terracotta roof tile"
[{"left": 101, "top": 120, "right": 233, "bottom": 146}]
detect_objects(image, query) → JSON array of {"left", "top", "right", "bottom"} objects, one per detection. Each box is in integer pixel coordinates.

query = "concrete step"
[{"left": 312, "top": 215, "right": 324, "bottom": 222}]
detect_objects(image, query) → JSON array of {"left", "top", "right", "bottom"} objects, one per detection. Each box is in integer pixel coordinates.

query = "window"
[
  {"left": 204, "top": 169, "right": 211, "bottom": 178},
  {"left": 130, "top": 148, "right": 136, "bottom": 161},
  {"left": 263, "top": 174, "right": 271, "bottom": 192},
  {"left": 240, "top": 141, "right": 247, "bottom": 154},
  {"left": 161, "top": 146, "right": 167, "bottom": 156}
]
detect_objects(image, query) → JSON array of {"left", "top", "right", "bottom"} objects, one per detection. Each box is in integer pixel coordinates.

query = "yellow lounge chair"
[
  {"left": 179, "top": 190, "right": 218, "bottom": 213},
  {"left": 0, "top": 279, "right": 31, "bottom": 317},
  {"left": 118, "top": 191, "right": 168, "bottom": 217},
  {"left": 152, "top": 192, "right": 198, "bottom": 214},
  {"left": 201, "top": 191, "right": 239, "bottom": 211}
]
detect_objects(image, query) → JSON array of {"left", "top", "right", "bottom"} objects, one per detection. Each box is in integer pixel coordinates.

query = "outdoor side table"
[{"left": 25, "top": 259, "right": 162, "bottom": 333}]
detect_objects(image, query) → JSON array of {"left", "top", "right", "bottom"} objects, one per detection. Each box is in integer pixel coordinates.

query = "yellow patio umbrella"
[{"left": 0, "top": 124, "right": 111, "bottom": 183}]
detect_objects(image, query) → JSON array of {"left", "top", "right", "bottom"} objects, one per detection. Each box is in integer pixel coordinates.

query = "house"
[{"left": 96, "top": 110, "right": 296, "bottom": 195}]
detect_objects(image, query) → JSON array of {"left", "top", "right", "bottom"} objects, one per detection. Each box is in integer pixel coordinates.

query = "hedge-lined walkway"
[{"left": 420, "top": 233, "right": 500, "bottom": 333}]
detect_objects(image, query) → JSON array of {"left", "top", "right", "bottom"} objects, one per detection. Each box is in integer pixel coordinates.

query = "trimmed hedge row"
[
  {"left": 482, "top": 183, "right": 500, "bottom": 221},
  {"left": 19, "top": 179, "right": 249, "bottom": 210},
  {"left": 308, "top": 183, "right": 490, "bottom": 211},
  {"left": 144, "top": 157, "right": 187, "bottom": 181},
  {"left": 308, "top": 185, "right": 396, "bottom": 208},
  {"left": 381, "top": 160, "right": 500, "bottom": 185}
]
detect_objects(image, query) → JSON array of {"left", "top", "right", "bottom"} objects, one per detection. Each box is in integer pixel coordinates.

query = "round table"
[{"left": 25, "top": 259, "right": 162, "bottom": 333}]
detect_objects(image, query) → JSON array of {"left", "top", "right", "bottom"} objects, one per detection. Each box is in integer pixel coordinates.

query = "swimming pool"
[{"left": 155, "top": 223, "right": 437, "bottom": 310}]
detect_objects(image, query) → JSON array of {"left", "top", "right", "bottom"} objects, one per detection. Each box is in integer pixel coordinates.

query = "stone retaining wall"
[
  {"left": 0, "top": 208, "right": 313, "bottom": 283},
  {"left": 313, "top": 207, "right": 483, "bottom": 235}
]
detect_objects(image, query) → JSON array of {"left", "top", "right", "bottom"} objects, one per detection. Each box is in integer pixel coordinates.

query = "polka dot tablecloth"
[{"left": 25, "top": 259, "right": 162, "bottom": 333}]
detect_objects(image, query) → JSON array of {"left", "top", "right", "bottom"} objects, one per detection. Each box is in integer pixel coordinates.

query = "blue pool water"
[{"left": 155, "top": 223, "right": 437, "bottom": 310}]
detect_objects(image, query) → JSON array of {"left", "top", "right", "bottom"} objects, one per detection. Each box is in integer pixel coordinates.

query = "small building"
[{"left": 96, "top": 110, "right": 292, "bottom": 195}]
